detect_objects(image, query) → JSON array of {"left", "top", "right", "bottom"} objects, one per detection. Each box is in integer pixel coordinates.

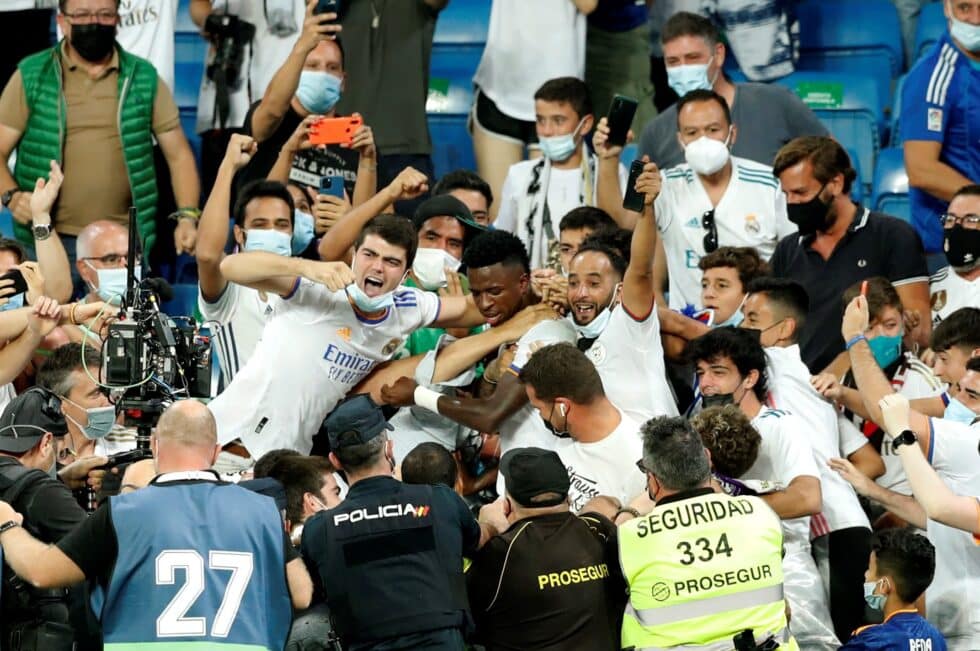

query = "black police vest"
[{"left": 317, "top": 479, "right": 470, "bottom": 643}]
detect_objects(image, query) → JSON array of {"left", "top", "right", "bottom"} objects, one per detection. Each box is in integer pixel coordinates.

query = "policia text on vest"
[{"left": 619, "top": 489, "right": 797, "bottom": 651}]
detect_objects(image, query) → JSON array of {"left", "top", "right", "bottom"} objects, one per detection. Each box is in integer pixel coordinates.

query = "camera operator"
[
  {"left": 190, "top": 0, "right": 307, "bottom": 189},
  {"left": 0, "top": 399, "right": 313, "bottom": 649},
  {"left": 0, "top": 384, "right": 103, "bottom": 650}
]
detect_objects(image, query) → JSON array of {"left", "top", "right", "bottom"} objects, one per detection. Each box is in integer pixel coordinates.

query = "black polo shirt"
[
  {"left": 466, "top": 511, "right": 625, "bottom": 651},
  {"left": 770, "top": 206, "right": 928, "bottom": 373}
]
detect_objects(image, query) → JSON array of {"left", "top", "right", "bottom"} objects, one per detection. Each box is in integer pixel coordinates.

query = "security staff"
[
  {"left": 619, "top": 416, "right": 797, "bottom": 651},
  {"left": 0, "top": 400, "right": 313, "bottom": 650},
  {"left": 466, "top": 447, "right": 626, "bottom": 650},
  {"left": 301, "top": 394, "right": 500, "bottom": 650}
]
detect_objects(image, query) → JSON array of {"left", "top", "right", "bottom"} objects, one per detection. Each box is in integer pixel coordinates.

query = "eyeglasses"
[
  {"left": 82, "top": 253, "right": 138, "bottom": 267},
  {"left": 63, "top": 10, "right": 119, "bottom": 24},
  {"left": 941, "top": 213, "right": 980, "bottom": 229},
  {"left": 702, "top": 209, "right": 718, "bottom": 254},
  {"left": 636, "top": 459, "right": 651, "bottom": 475}
]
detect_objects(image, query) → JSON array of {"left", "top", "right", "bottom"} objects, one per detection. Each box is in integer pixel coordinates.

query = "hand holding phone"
[
  {"left": 0, "top": 269, "right": 29, "bottom": 297},
  {"left": 606, "top": 95, "right": 638, "bottom": 148},
  {"left": 319, "top": 175, "right": 345, "bottom": 199},
  {"left": 622, "top": 160, "right": 647, "bottom": 212},
  {"left": 309, "top": 116, "right": 363, "bottom": 146},
  {"left": 315, "top": 0, "right": 340, "bottom": 16}
]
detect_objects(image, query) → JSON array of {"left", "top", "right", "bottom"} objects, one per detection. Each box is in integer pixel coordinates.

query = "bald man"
[
  {"left": 75, "top": 220, "right": 132, "bottom": 305},
  {"left": 0, "top": 399, "right": 312, "bottom": 650}
]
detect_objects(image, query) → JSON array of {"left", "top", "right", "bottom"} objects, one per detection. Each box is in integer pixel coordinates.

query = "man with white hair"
[{"left": 75, "top": 220, "right": 132, "bottom": 305}]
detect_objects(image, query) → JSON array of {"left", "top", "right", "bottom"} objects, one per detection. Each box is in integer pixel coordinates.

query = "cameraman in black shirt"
[{"left": 466, "top": 447, "right": 626, "bottom": 651}]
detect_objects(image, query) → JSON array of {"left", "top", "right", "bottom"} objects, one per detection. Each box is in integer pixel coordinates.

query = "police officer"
[
  {"left": 619, "top": 416, "right": 797, "bottom": 651},
  {"left": 301, "top": 394, "right": 499, "bottom": 650},
  {"left": 0, "top": 388, "right": 82, "bottom": 651},
  {"left": 0, "top": 400, "right": 313, "bottom": 650}
]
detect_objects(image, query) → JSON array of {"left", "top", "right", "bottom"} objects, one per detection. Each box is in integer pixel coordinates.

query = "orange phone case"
[{"left": 309, "top": 116, "right": 363, "bottom": 146}]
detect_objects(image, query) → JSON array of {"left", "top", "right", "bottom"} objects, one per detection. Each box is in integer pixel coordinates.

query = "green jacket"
[{"left": 14, "top": 42, "right": 159, "bottom": 253}]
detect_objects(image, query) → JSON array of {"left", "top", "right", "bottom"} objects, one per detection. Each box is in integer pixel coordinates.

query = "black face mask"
[
  {"left": 542, "top": 403, "right": 570, "bottom": 438},
  {"left": 787, "top": 185, "right": 833, "bottom": 236},
  {"left": 944, "top": 225, "right": 980, "bottom": 270},
  {"left": 702, "top": 393, "right": 735, "bottom": 409},
  {"left": 70, "top": 23, "right": 116, "bottom": 62}
]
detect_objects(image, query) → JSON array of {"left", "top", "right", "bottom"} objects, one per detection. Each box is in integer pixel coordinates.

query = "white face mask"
[
  {"left": 411, "top": 247, "right": 462, "bottom": 291},
  {"left": 684, "top": 127, "right": 733, "bottom": 176}
]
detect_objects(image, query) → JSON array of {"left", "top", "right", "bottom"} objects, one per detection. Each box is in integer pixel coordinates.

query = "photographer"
[{"left": 0, "top": 400, "right": 313, "bottom": 649}]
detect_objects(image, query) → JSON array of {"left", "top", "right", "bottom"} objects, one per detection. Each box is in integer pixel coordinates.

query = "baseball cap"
[
  {"left": 499, "top": 447, "right": 570, "bottom": 508},
  {"left": 325, "top": 394, "right": 394, "bottom": 450},
  {"left": 0, "top": 387, "right": 68, "bottom": 454},
  {"left": 412, "top": 195, "right": 486, "bottom": 246}
]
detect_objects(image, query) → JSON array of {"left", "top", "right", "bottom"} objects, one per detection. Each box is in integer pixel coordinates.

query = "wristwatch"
[
  {"left": 891, "top": 429, "right": 918, "bottom": 454},
  {"left": 31, "top": 222, "right": 52, "bottom": 241},
  {"left": 0, "top": 520, "right": 20, "bottom": 536},
  {"left": 1, "top": 188, "right": 19, "bottom": 208}
]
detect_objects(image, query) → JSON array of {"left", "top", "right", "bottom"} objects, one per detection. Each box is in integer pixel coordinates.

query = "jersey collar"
[
  {"left": 655, "top": 486, "right": 715, "bottom": 507},
  {"left": 152, "top": 470, "right": 222, "bottom": 484}
]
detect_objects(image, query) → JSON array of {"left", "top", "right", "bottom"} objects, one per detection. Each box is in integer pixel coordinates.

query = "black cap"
[
  {"left": 0, "top": 387, "right": 67, "bottom": 454},
  {"left": 499, "top": 447, "right": 570, "bottom": 508},
  {"left": 239, "top": 477, "right": 288, "bottom": 512},
  {"left": 325, "top": 394, "right": 394, "bottom": 450},
  {"left": 412, "top": 195, "right": 486, "bottom": 246}
]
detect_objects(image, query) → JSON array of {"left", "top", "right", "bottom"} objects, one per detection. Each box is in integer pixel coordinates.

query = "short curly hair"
[
  {"left": 872, "top": 528, "right": 936, "bottom": 603},
  {"left": 689, "top": 406, "right": 761, "bottom": 478},
  {"left": 461, "top": 229, "right": 530, "bottom": 273},
  {"left": 698, "top": 246, "right": 770, "bottom": 292}
]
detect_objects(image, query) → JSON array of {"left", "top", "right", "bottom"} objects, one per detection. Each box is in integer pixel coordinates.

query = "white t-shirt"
[
  {"left": 496, "top": 156, "right": 627, "bottom": 269},
  {"left": 116, "top": 0, "right": 179, "bottom": 91},
  {"left": 198, "top": 282, "right": 277, "bottom": 383},
  {"left": 195, "top": 0, "right": 305, "bottom": 131},
  {"left": 555, "top": 410, "right": 646, "bottom": 512},
  {"left": 765, "top": 345, "right": 870, "bottom": 536},
  {"left": 930, "top": 266, "right": 980, "bottom": 326},
  {"left": 472, "top": 0, "right": 585, "bottom": 122},
  {"left": 576, "top": 303, "right": 678, "bottom": 424},
  {"left": 924, "top": 418, "right": 980, "bottom": 649},
  {"left": 495, "top": 318, "right": 577, "bottom": 493},
  {"left": 655, "top": 158, "right": 793, "bottom": 310},
  {"left": 747, "top": 407, "right": 821, "bottom": 548},
  {"left": 208, "top": 281, "right": 440, "bottom": 459}
]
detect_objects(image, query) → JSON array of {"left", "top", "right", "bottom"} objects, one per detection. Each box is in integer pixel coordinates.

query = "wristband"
[
  {"left": 413, "top": 386, "right": 442, "bottom": 414},
  {"left": 169, "top": 208, "right": 201, "bottom": 222},
  {"left": 615, "top": 507, "right": 641, "bottom": 520},
  {"left": 845, "top": 334, "right": 866, "bottom": 350},
  {"left": 0, "top": 520, "right": 20, "bottom": 536},
  {"left": 69, "top": 302, "right": 80, "bottom": 326}
]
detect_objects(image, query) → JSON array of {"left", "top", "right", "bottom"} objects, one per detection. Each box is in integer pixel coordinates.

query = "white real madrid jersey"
[
  {"left": 208, "top": 280, "right": 440, "bottom": 460},
  {"left": 655, "top": 157, "right": 794, "bottom": 311},
  {"left": 929, "top": 266, "right": 980, "bottom": 325},
  {"left": 199, "top": 283, "right": 278, "bottom": 384}
]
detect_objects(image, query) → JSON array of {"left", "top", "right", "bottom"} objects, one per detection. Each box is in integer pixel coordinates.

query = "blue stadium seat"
[
  {"left": 774, "top": 71, "right": 883, "bottom": 196},
  {"left": 796, "top": 0, "right": 903, "bottom": 106},
  {"left": 176, "top": 0, "right": 198, "bottom": 34},
  {"left": 846, "top": 147, "right": 864, "bottom": 204},
  {"left": 174, "top": 33, "right": 207, "bottom": 110},
  {"left": 871, "top": 147, "right": 910, "bottom": 222},
  {"left": 179, "top": 107, "right": 202, "bottom": 167},
  {"left": 434, "top": 0, "right": 491, "bottom": 45},
  {"left": 428, "top": 42, "right": 482, "bottom": 178},
  {"left": 0, "top": 209, "right": 14, "bottom": 239},
  {"left": 889, "top": 73, "right": 907, "bottom": 147},
  {"left": 429, "top": 115, "right": 476, "bottom": 179},
  {"left": 914, "top": 2, "right": 946, "bottom": 61},
  {"left": 622, "top": 144, "right": 638, "bottom": 165},
  {"left": 161, "top": 282, "right": 199, "bottom": 318}
]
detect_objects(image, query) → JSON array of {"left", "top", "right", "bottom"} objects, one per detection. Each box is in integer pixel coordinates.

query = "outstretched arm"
[{"left": 621, "top": 157, "right": 660, "bottom": 318}]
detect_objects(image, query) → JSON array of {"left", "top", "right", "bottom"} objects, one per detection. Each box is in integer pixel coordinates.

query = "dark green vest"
[{"left": 14, "top": 42, "right": 159, "bottom": 254}]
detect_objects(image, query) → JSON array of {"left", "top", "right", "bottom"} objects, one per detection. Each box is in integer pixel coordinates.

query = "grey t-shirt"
[
  {"left": 335, "top": 0, "right": 440, "bottom": 156},
  {"left": 637, "top": 82, "right": 829, "bottom": 169}
]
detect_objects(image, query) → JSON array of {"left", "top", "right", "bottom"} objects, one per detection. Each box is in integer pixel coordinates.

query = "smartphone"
[
  {"left": 309, "top": 116, "right": 363, "bottom": 146},
  {"left": 606, "top": 95, "right": 638, "bottom": 147},
  {"left": 315, "top": 0, "right": 340, "bottom": 16},
  {"left": 0, "top": 269, "right": 29, "bottom": 296},
  {"left": 622, "top": 160, "right": 646, "bottom": 212},
  {"left": 319, "top": 175, "right": 345, "bottom": 199}
]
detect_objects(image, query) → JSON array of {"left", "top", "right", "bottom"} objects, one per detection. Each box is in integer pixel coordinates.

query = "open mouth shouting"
[
  {"left": 573, "top": 302, "right": 597, "bottom": 324},
  {"left": 362, "top": 276, "right": 385, "bottom": 296}
]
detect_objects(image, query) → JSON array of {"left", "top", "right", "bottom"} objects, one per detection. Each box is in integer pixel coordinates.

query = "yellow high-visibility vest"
[{"left": 619, "top": 490, "right": 798, "bottom": 651}]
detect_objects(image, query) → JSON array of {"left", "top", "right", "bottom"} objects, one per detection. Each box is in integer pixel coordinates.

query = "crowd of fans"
[{"left": 0, "top": 0, "right": 976, "bottom": 650}]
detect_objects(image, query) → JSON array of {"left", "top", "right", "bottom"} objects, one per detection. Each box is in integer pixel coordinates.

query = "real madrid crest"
[
  {"left": 382, "top": 338, "right": 402, "bottom": 356},
  {"left": 585, "top": 341, "right": 607, "bottom": 365},
  {"left": 744, "top": 214, "right": 760, "bottom": 235},
  {"left": 930, "top": 290, "right": 947, "bottom": 313}
]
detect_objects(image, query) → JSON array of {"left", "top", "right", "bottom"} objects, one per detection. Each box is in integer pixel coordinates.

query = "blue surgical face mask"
[
  {"left": 296, "top": 70, "right": 342, "bottom": 114},
  {"left": 292, "top": 210, "right": 315, "bottom": 255},
  {"left": 863, "top": 580, "right": 887, "bottom": 612},
  {"left": 538, "top": 118, "right": 584, "bottom": 162},
  {"left": 944, "top": 396, "right": 978, "bottom": 425},
  {"left": 62, "top": 397, "right": 116, "bottom": 440},
  {"left": 715, "top": 308, "right": 744, "bottom": 328},
  {"left": 666, "top": 57, "right": 715, "bottom": 96},
  {"left": 571, "top": 283, "right": 620, "bottom": 339},
  {"left": 869, "top": 333, "right": 903, "bottom": 369},
  {"left": 244, "top": 229, "right": 292, "bottom": 257},
  {"left": 951, "top": 14, "right": 980, "bottom": 52},
  {"left": 346, "top": 282, "right": 394, "bottom": 312},
  {"left": 0, "top": 293, "right": 25, "bottom": 311},
  {"left": 86, "top": 264, "right": 137, "bottom": 306}
]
